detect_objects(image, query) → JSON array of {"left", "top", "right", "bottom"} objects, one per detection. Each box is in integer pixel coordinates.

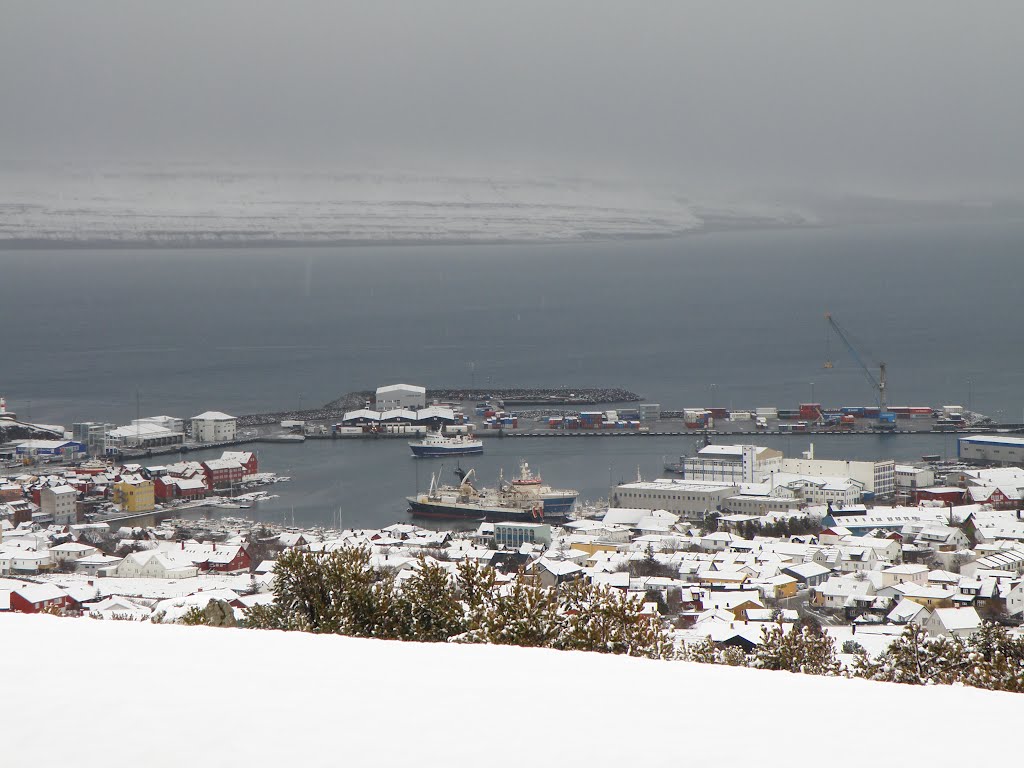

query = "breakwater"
[
  {"left": 238, "top": 387, "right": 642, "bottom": 428},
  {"left": 424, "top": 387, "right": 641, "bottom": 405}
]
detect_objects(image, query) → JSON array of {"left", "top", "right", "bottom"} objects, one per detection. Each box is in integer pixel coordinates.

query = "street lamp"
[
  {"left": 710, "top": 383, "right": 716, "bottom": 409},
  {"left": 810, "top": 381, "right": 815, "bottom": 403}
]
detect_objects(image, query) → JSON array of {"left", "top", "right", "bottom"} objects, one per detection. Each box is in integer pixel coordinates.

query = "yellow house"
[
  {"left": 571, "top": 542, "right": 620, "bottom": 557},
  {"left": 113, "top": 479, "right": 155, "bottom": 514}
]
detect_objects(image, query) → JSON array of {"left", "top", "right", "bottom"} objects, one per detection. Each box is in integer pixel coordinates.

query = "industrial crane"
[{"left": 824, "top": 313, "right": 888, "bottom": 412}]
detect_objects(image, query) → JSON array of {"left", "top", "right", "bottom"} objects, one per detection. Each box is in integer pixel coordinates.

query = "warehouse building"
[
  {"left": 779, "top": 457, "right": 896, "bottom": 498},
  {"left": 340, "top": 406, "right": 457, "bottom": 428},
  {"left": 958, "top": 435, "right": 1024, "bottom": 465},
  {"left": 609, "top": 479, "right": 738, "bottom": 521},
  {"left": 191, "top": 411, "right": 237, "bottom": 443},
  {"left": 682, "top": 444, "right": 783, "bottom": 484},
  {"left": 15, "top": 440, "right": 86, "bottom": 459},
  {"left": 375, "top": 383, "right": 427, "bottom": 411},
  {"left": 106, "top": 420, "right": 185, "bottom": 450}
]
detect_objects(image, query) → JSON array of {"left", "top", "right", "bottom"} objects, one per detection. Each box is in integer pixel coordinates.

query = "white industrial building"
[
  {"left": 72, "top": 422, "right": 113, "bottom": 456},
  {"left": 682, "top": 444, "right": 783, "bottom": 483},
  {"left": 40, "top": 485, "right": 78, "bottom": 526},
  {"left": 609, "top": 478, "right": 739, "bottom": 521},
  {"left": 779, "top": 457, "right": 896, "bottom": 498},
  {"left": 958, "top": 435, "right": 1024, "bottom": 465},
  {"left": 895, "top": 465, "right": 936, "bottom": 496},
  {"left": 106, "top": 417, "right": 185, "bottom": 450},
  {"left": 375, "top": 384, "right": 427, "bottom": 411},
  {"left": 771, "top": 472, "right": 865, "bottom": 508},
  {"left": 191, "top": 411, "right": 237, "bottom": 443},
  {"left": 722, "top": 482, "right": 802, "bottom": 515}
]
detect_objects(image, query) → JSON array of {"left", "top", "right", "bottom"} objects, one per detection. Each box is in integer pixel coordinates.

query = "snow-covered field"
[
  {"left": 0, "top": 169, "right": 809, "bottom": 246},
  {"left": 2, "top": 613, "right": 1019, "bottom": 767}
]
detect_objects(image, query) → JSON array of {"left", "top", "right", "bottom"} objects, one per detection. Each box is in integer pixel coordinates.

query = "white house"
[
  {"left": 811, "top": 575, "right": 876, "bottom": 611},
  {"left": 925, "top": 607, "right": 982, "bottom": 639},
  {"left": 700, "top": 531, "right": 739, "bottom": 552},
  {"left": 106, "top": 550, "right": 199, "bottom": 579},
  {"left": 879, "top": 564, "right": 929, "bottom": 589},
  {"left": 1007, "top": 581, "right": 1024, "bottom": 617},
  {"left": 375, "top": 384, "right": 426, "bottom": 411},
  {"left": 887, "top": 598, "right": 931, "bottom": 625},
  {"left": 87, "top": 596, "right": 153, "bottom": 621},
  {"left": 781, "top": 561, "right": 832, "bottom": 588},
  {"left": 191, "top": 412, "right": 237, "bottom": 443},
  {"left": 0, "top": 550, "right": 52, "bottom": 575},
  {"left": 48, "top": 542, "right": 99, "bottom": 564}
]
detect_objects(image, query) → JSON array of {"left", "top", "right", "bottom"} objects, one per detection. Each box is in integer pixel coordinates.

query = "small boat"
[{"left": 409, "top": 430, "right": 483, "bottom": 458}]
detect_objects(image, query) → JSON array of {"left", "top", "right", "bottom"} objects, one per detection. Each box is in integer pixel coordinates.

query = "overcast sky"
[{"left": 1, "top": 2, "right": 1021, "bottom": 197}]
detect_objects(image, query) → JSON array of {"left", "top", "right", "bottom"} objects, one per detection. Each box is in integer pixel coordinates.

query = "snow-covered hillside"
[
  {"left": 2, "top": 613, "right": 1019, "bottom": 767},
  {"left": 0, "top": 169, "right": 810, "bottom": 246}
]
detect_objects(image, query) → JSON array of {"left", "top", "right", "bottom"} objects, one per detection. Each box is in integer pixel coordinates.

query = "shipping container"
[
  {"left": 799, "top": 403, "right": 823, "bottom": 419},
  {"left": 638, "top": 404, "right": 661, "bottom": 421},
  {"left": 756, "top": 407, "right": 778, "bottom": 418}
]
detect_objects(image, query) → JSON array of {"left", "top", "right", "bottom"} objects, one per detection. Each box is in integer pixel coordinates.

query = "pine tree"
[
  {"left": 557, "top": 581, "right": 671, "bottom": 658},
  {"left": 400, "top": 558, "right": 465, "bottom": 642},
  {"left": 856, "top": 623, "right": 931, "bottom": 684},
  {"left": 753, "top": 622, "right": 840, "bottom": 675},
  {"left": 962, "top": 622, "right": 1024, "bottom": 692}
]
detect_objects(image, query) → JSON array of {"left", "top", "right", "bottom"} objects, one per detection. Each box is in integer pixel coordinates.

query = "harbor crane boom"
[{"left": 824, "top": 313, "right": 887, "bottom": 411}]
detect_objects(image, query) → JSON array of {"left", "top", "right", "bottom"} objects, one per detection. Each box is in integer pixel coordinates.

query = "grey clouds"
[{"left": 1, "top": 1, "right": 1022, "bottom": 199}]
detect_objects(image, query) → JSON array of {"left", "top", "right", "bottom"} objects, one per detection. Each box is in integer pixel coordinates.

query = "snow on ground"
[
  {"left": 0, "top": 168, "right": 810, "bottom": 246},
  {"left": 2, "top": 613, "right": 1021, "bottom": 767},
  {"left": 22, "top": 572, "right": 260, "bottom": 600}
]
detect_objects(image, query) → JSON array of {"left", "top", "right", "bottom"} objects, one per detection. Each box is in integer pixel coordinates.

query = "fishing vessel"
[
  {"left": 406, "top": 461, "right": 577, "bottom": 523},
  {"left": 409, "top": 430, "right": 483, "bottom": 457}
]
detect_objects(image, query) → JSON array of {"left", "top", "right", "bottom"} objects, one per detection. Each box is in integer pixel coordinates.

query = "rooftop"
[
  {"left": 192, "top": 411, "right": 235, "bottom": 421},
  {"left": 615, "top": 479, "right": 737, "bottom": 493}
]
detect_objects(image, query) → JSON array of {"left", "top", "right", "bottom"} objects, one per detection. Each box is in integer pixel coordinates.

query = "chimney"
[
  {"left": 212, "top": 541, "right": 216, "bottom": 551},
  {"left": 180, "top": 540, "right": 184, "bottom": 549}
]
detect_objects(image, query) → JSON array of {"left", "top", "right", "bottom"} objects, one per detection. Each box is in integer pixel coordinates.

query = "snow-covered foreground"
[
  {"left": 0, "top": 169, "right": 809, "bottom": 246},
  {"left": 3, "top": 614, "right": 1020, "bottom": 767}
]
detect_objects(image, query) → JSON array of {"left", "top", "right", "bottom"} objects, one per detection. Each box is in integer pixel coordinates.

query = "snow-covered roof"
[
  {"left": 192, "top": 411, "right": 235, "bottom": 421},
  {"left": 376, "top": 384, "right": 426, "bottom": 395},
  {"left": 931, "top": 607, "right": 981, "bottom": 631}
]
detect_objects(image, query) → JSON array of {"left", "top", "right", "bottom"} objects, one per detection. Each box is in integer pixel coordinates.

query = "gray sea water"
[{"left": 3, "top": 219, "right": 1022, "bottom": 526}]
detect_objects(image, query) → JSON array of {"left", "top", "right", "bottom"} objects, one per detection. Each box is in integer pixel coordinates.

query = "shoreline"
[{"left": 0, "top": 220, "right": 817, "bottom": 252}]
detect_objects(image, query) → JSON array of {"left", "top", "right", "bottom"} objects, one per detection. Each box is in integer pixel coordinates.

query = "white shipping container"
[
  {"left": 730, "top": 411, "right": 752, "bottom": 421},
  {"left": 334, "top": 427, "right": 364, "bottom": 435},
  {"left": 756, "top": 407, "right": 778, "bottom": 417},
  {"left": 942, "top": 405, "right": 964, "bottom": 417},
  {"left": 605, "top": 410, "right": 618, "bottom": 422}
]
